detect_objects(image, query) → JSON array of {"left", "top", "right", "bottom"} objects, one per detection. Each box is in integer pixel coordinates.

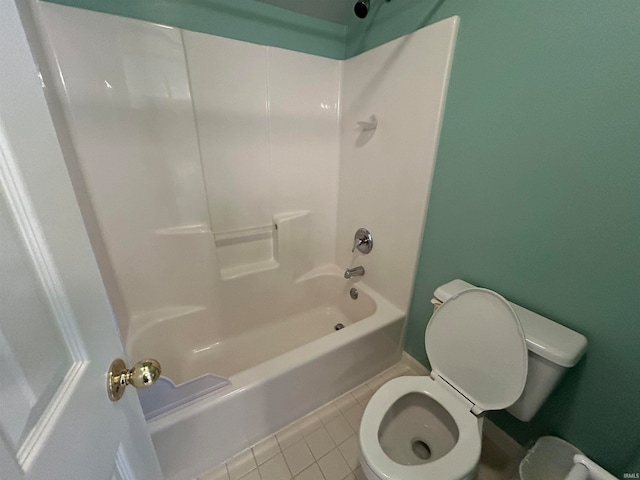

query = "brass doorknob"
[{"left": 107, "top": 358, "right": 161, "bottom": 401}]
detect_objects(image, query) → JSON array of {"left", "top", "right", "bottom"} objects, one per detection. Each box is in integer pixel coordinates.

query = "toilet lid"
[{"left": 425, "top": 288, "right": 528, "bottom": 413}]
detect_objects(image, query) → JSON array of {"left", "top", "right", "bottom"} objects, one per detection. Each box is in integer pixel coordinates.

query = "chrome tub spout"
[{"left": 344, "top": 266, "right": 365, "bottom": 279}]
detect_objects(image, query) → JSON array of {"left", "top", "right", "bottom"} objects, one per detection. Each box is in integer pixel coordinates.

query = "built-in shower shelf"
[
  {"left": 213, "top": 224, "right": 274, "bottom": 242},
  {"left": 155, "top": 224, "right": 212, "bottom": 236},
  {"left": 214, "top": 224, "right": 278, "bottom": 279},
  {"left": 212, "top": 211, "right": 310, "bottom": 280}
]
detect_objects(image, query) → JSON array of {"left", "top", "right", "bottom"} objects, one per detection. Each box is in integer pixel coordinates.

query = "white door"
[{"left": 0, "top": 0, "right": 164, "bottom": 478}]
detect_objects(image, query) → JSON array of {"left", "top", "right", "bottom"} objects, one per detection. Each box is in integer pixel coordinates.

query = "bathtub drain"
[{"left": 334, "top": 323, "right": 345, "bottom": 331}]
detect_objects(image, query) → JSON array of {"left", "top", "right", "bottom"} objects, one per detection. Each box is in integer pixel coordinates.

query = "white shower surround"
[{"left": 33, "top": 3, "right": 458, "bottom": 478}]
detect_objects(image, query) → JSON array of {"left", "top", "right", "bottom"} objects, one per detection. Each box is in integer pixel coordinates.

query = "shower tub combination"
[
  {"left": 30, "top": 2, "right": 460, "bottom": 478},
  {"left": 134, "top": 268, "right": 405, "bottom": 480}
]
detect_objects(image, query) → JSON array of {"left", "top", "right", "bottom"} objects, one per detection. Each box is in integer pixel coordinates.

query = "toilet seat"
[
  {"left": 426, "top": 288, "right": 528, "bottom": 413},
  {"left": 360, "top": 376, "right": 481, "bottom": 480}
]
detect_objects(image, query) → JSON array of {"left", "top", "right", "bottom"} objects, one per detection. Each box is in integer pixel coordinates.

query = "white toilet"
[{"left": 359, "top": 280, "right": 588, "bottom": 480}]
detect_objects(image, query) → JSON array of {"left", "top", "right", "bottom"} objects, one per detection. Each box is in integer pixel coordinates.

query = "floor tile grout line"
[{"left": 252, "top": 425, "right": 358, "bottom": 480}]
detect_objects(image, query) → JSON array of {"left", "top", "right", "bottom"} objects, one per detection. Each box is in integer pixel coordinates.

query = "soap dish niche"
[
  {"left": 357, "top": 114, "right": 377, "bottom": 132},
  {"left": 356, "top": 114, "right": 377, "bottom": 146},
  {"left": 214, "top": 224, "right": 278, "bottom": 279}
]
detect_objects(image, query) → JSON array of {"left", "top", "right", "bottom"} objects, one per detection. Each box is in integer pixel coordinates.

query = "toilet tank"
[{"left": 433, "top": 280, "right": 587, "bottom": 421}]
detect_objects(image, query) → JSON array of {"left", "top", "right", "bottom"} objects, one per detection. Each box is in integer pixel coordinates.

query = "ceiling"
[{"left": 254, "top": 0, "right": 354, "bottom": 25}]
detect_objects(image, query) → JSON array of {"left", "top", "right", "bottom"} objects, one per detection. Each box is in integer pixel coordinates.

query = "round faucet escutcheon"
[{"left": 352, "top": 228, "right": 373, "bottom": 254}]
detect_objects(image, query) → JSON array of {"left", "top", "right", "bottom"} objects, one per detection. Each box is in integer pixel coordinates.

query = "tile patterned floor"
[{"left": 196, "top": 360, "right": 522, "bottom": 480}]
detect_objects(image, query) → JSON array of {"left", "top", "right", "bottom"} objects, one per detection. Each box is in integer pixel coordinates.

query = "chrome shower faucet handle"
[{"left": 352, "top": 228, "right": 373, "bottom": 254}]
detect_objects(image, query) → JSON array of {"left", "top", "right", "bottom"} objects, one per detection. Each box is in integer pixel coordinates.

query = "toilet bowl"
[
  {"left": 359, "top": 287, "right": 529, "bottom": 480},
  {"left": 360, "top": 376, "right": 483, "bottom": 480}
]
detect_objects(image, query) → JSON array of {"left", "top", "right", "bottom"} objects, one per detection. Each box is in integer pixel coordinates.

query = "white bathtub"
[{"left": 134, "top": 268, "right": 405, "bottom": 480}]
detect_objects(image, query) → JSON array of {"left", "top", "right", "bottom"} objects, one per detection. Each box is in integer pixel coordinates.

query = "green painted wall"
[
  {"left": 42, "top": 0, "right": 346, "bottom": 59},
  {"left": 350, "top": 0, "right": 640, "bottom": 475},
  {"left": 627, "top": 451, "right": 640, "bottom": 477}
]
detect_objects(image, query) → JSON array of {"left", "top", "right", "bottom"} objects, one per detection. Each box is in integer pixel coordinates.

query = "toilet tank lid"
[{"left": 434, "top": 280, "right": 587, "bottom": 368}]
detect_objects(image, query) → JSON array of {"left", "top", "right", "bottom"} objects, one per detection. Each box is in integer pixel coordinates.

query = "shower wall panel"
[
  {"left": 184, "top": 32, "right": 340, "bottom": 276},
  {"left": 35, "top": 2, "right": 341, "bottom": 340},
  {"left": 267, "top": 47, "right": 340, "bottom": 272},
  {"left": 184, "top": 33, "right": 271, "bottom": 235},
  {"left": 35, "top": 3, "right": 219, "bottom": 336},
  {"left": 336, "top": 17, "right": 459, "bottom": 312}
]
